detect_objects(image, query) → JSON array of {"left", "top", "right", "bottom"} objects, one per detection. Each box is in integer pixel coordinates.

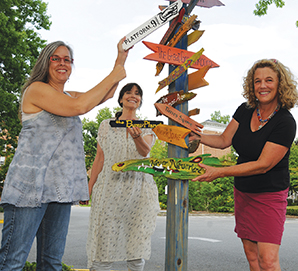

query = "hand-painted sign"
[
  {"left": 156, "top": 15, "right": 198, "bottom": 76},
  {"left": 188, "top": 108, "right": 200, "bottom": 117},
  {"left": 188, "top": 30, "right": 204, "bottom": 46},
  {"left": 155, "top": 90, "right": 196, "bottom": 116},
  {"left": 154, "top": 103, "right": 203, "bottom": 135},
  {"left": 143, "top": 41, "right": 218, "bottom": 70},
  {"left": 109, "top": 120, "right": 163, "bottom": 128},
  {"left": 188, "top": 65, "right": 210, "bottom": 91},
  {"left": 152, "top": 124, "right": 191, "bottom": 148},
  {"left": 165, "top": 0, "right": 225, "bottom": 8},
  {"left": 122, "top": 0, "right": 183, "bottom": 50},
  {"left": 156, "top": 48, "right": 204, "bottom": 93},
  {"left": 112, "top": 154, "right": 235, "bottom": 180},
  {"left": 159, "top": 8, "right": 185, "bottom": 46}
]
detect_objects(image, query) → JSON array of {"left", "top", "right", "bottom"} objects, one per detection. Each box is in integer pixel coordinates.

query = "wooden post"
[{"left": 165, "top": 15, "right": 189, "bottom": 271}]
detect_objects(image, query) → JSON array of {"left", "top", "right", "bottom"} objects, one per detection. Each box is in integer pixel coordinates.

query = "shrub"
[
  {"left": 286, "top": 208, "right": 298, "bottom": 216},
  {"left": 22, "top": 262, "right": 73, "bottom": 271}
]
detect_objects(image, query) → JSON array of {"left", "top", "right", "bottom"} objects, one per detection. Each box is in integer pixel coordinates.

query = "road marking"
[
  {"left": 160, "top": 237, "right": 222, "bottom": 243},
  {"left": 188, "top": 237, "right": 222, "bottom": 243}
]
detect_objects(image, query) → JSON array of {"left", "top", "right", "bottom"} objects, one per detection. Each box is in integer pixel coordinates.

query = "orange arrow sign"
[
  {"left": 154, "top": 103, "right": 203, "bottom": 135},
  {"left": 153, "top": 124, "right": 191, "bottom": 148},
  {"left": 156, "top": 48, "right": 204, "bottom": 93},
  {"left": 143, "top": 41, "right": 219, "bottom": 70},
  {"left": 188, "top": 65, "right": 211, "bottom": 91}
]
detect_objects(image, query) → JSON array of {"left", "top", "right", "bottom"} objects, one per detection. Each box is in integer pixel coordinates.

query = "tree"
[
  {"left": 82, "top": 106, "right": 126, "bottom": 172},
  {"left": 150, "top": 140, "right": 168, "bottom": 209},
  {"left": 0, "top": 0, "right": 51, "bottom": 193},
  {"left": 289, "top": 143, "right": 298, "bottom": 202},
  {"left": 210, "top": 110, "right": 230, "bottom": 124},
  {"left": 254, "top": 0, "right": 298, "bottom": 27}
]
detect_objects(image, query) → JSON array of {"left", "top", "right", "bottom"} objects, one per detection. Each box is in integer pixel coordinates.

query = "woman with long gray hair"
[{"left": 0, "top": 37, "right": 129, "bottom": 271}]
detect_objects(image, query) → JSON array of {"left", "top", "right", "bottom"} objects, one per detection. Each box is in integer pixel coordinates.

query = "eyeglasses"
[{"left": 50, "top": 56, "right": 74, "bottom": 64}]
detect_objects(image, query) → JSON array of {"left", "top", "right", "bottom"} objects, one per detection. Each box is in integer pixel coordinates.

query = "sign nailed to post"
[
  {"left": 165, "top": 0, "right": 225, "bottom": 8},
  {"left": 122, "top": 0, "right": 183, "bottom": 50},
  {"left": 156, "top": 48, "right": 204, "bottom": 93},
  {"left": 143, "top": 41, "right": 219, "bottom": 70}
]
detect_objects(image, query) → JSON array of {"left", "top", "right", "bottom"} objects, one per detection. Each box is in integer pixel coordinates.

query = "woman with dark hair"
[
  {"left": 0, "top": 37, "right": 129, "bottom": 271},
  {"left": 86, "top": 83, "right": 160, "bottom": 271},
  {"left": 190, "top": 59, "right": 298, "bottom": 270}
]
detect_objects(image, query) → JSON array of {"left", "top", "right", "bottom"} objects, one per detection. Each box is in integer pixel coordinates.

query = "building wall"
[
  {"left": 190, "top": 129, "right": 231, "bottom": 158},
  {"left": 189, "top": 120, "right": 231, "bottom": 158}
]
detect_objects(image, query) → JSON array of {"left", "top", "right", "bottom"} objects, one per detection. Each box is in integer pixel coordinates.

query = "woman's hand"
[
  {"left": 189, "top": 131, "right": 201, "bottom": 142},
  {"left": 116, "top": 37, "right": 130, "bottom": 66},
  {"left": 127, "top": 127, "right": 142, "bottom": 139},
  {"left": 191, "top": 164, "right": 221, "bottom": 182}
]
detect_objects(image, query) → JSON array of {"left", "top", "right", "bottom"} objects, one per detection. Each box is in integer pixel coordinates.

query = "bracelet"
[{"left": 132, "top": 134, "right": 140, "bottom": 139}]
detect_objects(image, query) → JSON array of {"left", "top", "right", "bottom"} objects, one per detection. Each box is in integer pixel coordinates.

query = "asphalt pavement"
[{"left": 1, "top": 207, "right": 298, "bottom": 271}]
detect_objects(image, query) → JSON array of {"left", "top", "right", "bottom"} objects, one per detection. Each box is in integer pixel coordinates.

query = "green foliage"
[
  {"left": 254, "top": 0, "right": 285, "bottom": 16},
  {"left": 254, "top": 0, "right": 298, "bottom": 27},
  {"left": 189, "top": 175, "right": 235, "bottom": 212},
  {"left": 82, "top": 107, "right": 114, "bottom": 171},
  {"left": 0, "top": 0, "right": 51, "bottom": 194},
  {"left": 286, "top": 207, "right": 298, "bottom": 216},
  {"left": 210, "top": 110, "right": 230, "bottom": 124},
  {"left": 151, "top": 140, "right": 168, "bottom": 208},
  {"left": 22, "top": 261, "right": 72, "bottom": 271},
  {"left": 289, "top": 143, "right": 298, "bottom": 200}
]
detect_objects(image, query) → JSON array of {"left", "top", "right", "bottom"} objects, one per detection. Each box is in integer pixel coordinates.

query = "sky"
[{"left": 38, "top": 0, "right": 298, "bottom": 136}]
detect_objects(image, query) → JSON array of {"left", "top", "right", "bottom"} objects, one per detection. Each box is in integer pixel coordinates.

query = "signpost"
[{"left": 122, "top": 0, "right": 224, "bottom": 269}]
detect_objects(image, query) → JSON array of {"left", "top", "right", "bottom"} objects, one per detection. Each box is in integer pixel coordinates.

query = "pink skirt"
[{"left": 234, "top": 187, "right": 289, "bottom": 245}]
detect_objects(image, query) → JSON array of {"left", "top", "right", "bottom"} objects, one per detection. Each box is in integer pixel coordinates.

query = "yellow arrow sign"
[
  {"left": 152, "top": 124, "right": 191, "bottom": 149},
  {"left": 188, "top": 30, "right": 204, "bottom": 46}
]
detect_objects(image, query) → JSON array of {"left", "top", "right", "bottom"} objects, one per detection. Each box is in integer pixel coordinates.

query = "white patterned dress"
[{"left": 87, "top": 119, "right": 160, "bottom": 267}]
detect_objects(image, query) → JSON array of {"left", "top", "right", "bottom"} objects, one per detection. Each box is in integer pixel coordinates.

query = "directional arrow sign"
[
  {"left": 122, "top": 0, "right": 183, "bottom": 50},
  {"left": 155, "top": 14, "right": 197, "bottom": 76},
  {"left": 155, "top": 90, "right": 196, "bottom": 116},
  {"left": 154, "top": 103, "right": 203, "bottom": 135},
  {"left": 187, "top": 30, "right": 204, "bottom": 46},
  {"left": 188, "top": 65, "right": 211, "bottom": 91},
  {"left": 165, "top": 0, "right": 225, "bottom": 8},
  {"left": 143, "top": 41, "right": 219, "bottom": 70},
  {"left": 109, "top": 120, "right": 163, "bottom": 128},
  {"left": 156, "top": 48, "right": 204, "bottom": 93},
  {"left": 153, "top": 124, "right": 191, "bottom": 148},
  {"left": 159, "top": 8, "right": 185, "bottom": 46}
]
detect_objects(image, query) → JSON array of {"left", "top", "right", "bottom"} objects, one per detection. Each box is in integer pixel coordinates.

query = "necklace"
[{"left": 256, "top": 103, "right": 280, "bottom": 130}]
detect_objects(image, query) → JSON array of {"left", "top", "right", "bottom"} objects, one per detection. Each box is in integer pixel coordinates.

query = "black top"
[{"left": 232, "top": 102, "right": 296, "bottom": 193}]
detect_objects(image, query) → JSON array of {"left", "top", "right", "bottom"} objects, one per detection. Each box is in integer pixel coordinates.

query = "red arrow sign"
[{"left": 143, "top": 41, "right": 219, "bottom": 70}]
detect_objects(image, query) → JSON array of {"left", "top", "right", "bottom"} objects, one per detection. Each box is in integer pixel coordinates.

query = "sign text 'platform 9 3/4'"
[
  {"left": 154, "top": 103, "right": 203, "bottom": 135},
  {"left": 122, "top": 0, "right": 183, "bottom": 51}
]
